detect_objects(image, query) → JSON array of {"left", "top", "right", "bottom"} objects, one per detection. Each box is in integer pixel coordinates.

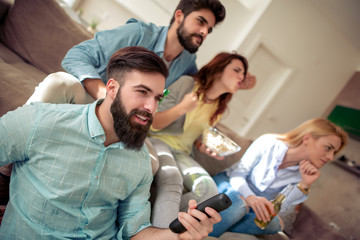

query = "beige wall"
[
  {"left": 75, "top": 0, "right": 134, "bottom": 30},
  {"left": 220, "top": 0, "right": 360, "bottom": 139}
]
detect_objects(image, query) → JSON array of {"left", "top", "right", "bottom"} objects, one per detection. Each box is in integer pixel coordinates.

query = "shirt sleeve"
[
  {"left": 280, "top": 185, "right": 308, "bottom": 212},
  {"left": 0, "top": 105, "right": 37, "bottom": 167},
  {"left": 62, "top": 21, "right": 143, "bottom": 84},
  {"left": 116, "top": 165, "right": 153, "bottom": 239},
  {"left": 227, "top": 136, "right": 267, "bottom": 198}
]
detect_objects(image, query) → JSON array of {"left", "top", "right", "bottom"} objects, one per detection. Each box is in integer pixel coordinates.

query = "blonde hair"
[{"left": 277, "top": 118, "right": 348, "bottom": 155}]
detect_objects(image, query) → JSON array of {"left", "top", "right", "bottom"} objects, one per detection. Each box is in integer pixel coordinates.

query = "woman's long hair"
[
  {"left": 277, "top": 118, "right": 348, "bottom": 155},
  {"left": 194, "top": 52, "right": 248, "bottom": 125}
]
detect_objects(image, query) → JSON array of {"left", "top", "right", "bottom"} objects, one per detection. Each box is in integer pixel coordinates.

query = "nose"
[
  {"left": 326, "top": 151, "right": 335, "bottom": 161},
  {"left": 144, "top": 98, "right": 157, "bottom": 115},
  {"left": 200, "top": 26, "right": 209, "bottom": 37},
  {"left": 238, "top": 74, "right": 245, "bottom": 84},
  {"left": 239, "top": 73, "right": 245, "bottom": 81}
]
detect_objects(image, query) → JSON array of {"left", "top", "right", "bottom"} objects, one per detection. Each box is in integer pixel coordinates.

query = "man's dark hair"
[
  {"left": 169, "top": 0, "right": 226, "bottom": 26},
  {"left": 106, "top": 46, "right": 169, "bottom": 84}
]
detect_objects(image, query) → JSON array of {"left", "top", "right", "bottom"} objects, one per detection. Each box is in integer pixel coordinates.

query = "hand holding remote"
[{"left": 169, "top": 193, "right": 232, "bottom": 234}]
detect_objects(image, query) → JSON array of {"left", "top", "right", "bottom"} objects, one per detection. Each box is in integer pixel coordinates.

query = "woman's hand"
[
  {"left": 195, "top": 140, "right": 225, "bottom": 160},
  {"left": 299, "top": 159, "right": 320, "bottom": 189},
  {"left": 245, "top": 195, "right": 274, "bottom": 222},
  {"left": 179, "top": 92, "right": 199, "bottom": 114},
  {"left": 239, "top": 72, "right": 256, "bottom": 90}
]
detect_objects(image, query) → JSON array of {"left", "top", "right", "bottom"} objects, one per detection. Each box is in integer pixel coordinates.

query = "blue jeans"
[{"left": 209, "top": 172, "right": 282, "bottom": 237}]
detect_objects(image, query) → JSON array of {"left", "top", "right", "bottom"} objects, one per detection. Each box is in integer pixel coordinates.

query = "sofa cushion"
[
  {"left": 0, "top": 63, "right": 41, "bottom": 116},
  {"left": 192, "top": 123, "right": 253, "bottom": 176},
  {"left": 0, "top": 42, "right": 23, "bottom": 64},
  {"left": 0, "top": 0, "right": 13, "bottom": 24},
  {"left": 0, "top": 0, "right": 92, "bottom": 74}
]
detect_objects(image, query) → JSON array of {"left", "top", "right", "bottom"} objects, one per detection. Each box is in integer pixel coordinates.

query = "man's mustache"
[
  {"left": 130, "top": 109, "right": 153, "bottom": 125},
  {"left": 192, "top": 33, "right": 203, "bottom": 45}
]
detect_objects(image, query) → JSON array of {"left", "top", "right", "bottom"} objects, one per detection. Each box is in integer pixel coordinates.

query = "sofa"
[
  {"left": 0, "top": 0, "right": 92, "bottom": 117},
  {"left": 0, "top": 0, "right": 321, "bottom": 240}
]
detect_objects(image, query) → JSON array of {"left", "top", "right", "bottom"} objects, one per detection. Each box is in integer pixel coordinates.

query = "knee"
[
  {"left": 192, "top": 176, "right": 218, "bottom": 198},
  {"left": 43, "top": 72, "right": 81, "bottom": 91}
]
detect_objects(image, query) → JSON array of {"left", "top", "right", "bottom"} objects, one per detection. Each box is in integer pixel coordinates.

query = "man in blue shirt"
[
  {"left": 26, "top": 0, "right": 226, "bottom": 104},
  {"left": 0, "top": 46, "right": 221, "bottom": 240}
]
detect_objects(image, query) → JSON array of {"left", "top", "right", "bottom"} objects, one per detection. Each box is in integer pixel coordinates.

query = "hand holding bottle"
[
  {"left": 254, "top": 184, "right": 294, "bottom": 229},
  {"left": 245, "top": 195, "right": 274, "bottom": 223}
]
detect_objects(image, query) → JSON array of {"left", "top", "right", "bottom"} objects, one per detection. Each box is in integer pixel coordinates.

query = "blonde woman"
[{"left": 209, "top": 118, "right": 348, "bottom": 236}]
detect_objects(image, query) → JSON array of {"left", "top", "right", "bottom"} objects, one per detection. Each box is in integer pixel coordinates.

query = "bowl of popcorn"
[{"left": 202, "top": 127, "right": 241, "bottom": 157}]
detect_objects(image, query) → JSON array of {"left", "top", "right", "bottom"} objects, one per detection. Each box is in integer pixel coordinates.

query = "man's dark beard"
[
  {"left": 177, "top": 21, "right": 202, "bottom": 54},
  {"left": 110, "top": 92, "right": 153, "bottom": 151}
]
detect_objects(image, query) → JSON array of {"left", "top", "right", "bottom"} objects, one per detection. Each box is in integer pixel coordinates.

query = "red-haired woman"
[{"left": 149, "top": 52, "right": 255, "bottom": 227}]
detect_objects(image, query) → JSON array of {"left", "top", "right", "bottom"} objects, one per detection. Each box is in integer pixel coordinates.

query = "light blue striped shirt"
[{"left": 0, "top": 101, "right": 153, "bottom": 239}]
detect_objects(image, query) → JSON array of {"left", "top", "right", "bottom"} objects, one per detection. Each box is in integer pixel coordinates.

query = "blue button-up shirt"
[
  {"left": 0, "top": 101, "right": 153, "bottom": 239},
  {"left": 62, "top": 18, "right": 198, "bottom": 88}
]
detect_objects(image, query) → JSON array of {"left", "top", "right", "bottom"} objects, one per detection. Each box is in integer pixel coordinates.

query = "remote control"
[{"left": 169, "top": 193, "right": 232, "bottom": 234}]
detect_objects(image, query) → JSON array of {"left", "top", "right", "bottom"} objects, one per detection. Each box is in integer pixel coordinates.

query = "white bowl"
[{"left": 202, "top": 127, "right": 241, "bottom": 157}]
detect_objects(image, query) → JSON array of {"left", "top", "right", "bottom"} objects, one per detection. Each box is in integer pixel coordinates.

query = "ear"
[
  {"left": 174, "top": 9, "right": 184, "bottom": 24},
  {"left": 302, "top": 133, "right": 312, "bottom": 146},
  {"left": 106, "top": 78, "right": 120, "bottom": 100}
]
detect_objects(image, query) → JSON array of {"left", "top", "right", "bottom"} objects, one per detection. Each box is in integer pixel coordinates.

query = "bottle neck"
[{"left": 274, "top": 193, "right": 286, "bottom": 204}]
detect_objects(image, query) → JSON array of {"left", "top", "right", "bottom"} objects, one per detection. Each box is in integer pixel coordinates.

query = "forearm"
[
  {"left": 229, "top": 176, "right": 255, "bottom": 199},
  {"left": 131, "top": 227, "right": 178, "bottom": 240},
  {"left": 83, "top": 78, "right": 107, "bottom": 100},
  {"left": 152, "top": 106, "right": 186, "bottom": 130}
]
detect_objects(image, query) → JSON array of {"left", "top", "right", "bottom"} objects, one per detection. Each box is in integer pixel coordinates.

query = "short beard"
[
  {"left": 110, "top": 91, "right": 153, "bottom": 151},
  {"left": 177, "top": 21, "right": 202, "bottom": 54}
]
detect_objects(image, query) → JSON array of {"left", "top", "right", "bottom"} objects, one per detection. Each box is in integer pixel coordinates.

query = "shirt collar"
[
  {"left": 88, "top": 99, "right": 106, "bottom": 143},
  {"left": 87, "top": 99, "right": 135, "bottom": 149}
]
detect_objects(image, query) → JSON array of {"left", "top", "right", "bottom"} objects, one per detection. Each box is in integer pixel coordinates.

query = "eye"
[
  {"left": 155, "top": 96, "right": 163, "bottom": 102},
  {"left": 198, "top": 18, "right": 205, "bottom": 25},
  {"left": 138, "top": 90, "right": 147, "bottom": 95},
  {"left": 208, "top": 27, "right": 213, "bottom": 34},
  {"left": 325, "top": 145, "right": 331, "bottom": 151}
]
